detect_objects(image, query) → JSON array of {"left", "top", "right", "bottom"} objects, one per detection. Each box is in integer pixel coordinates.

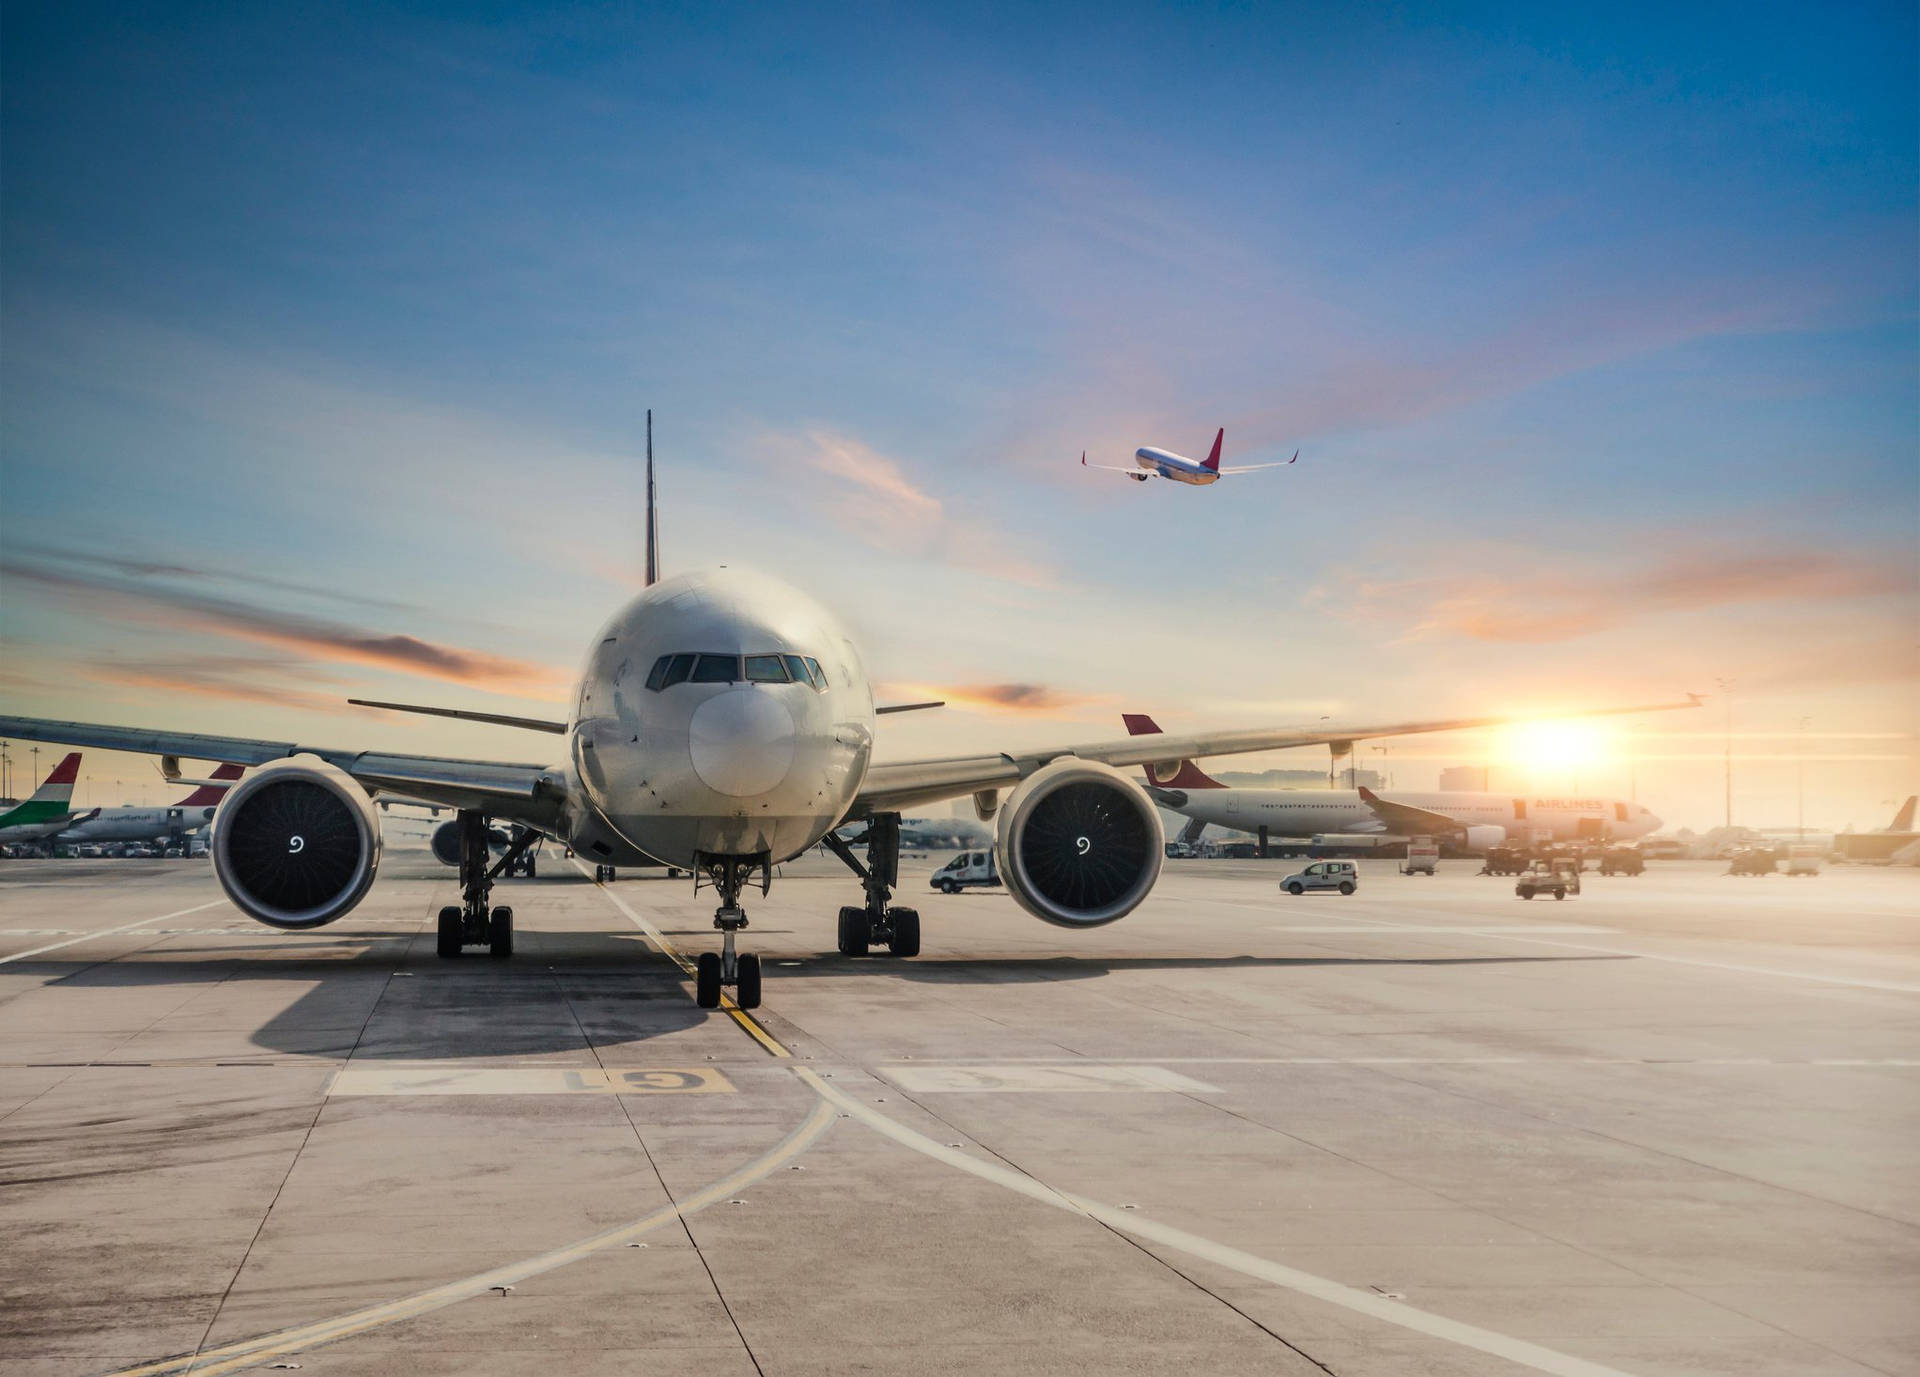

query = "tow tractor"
[{"left": 1516, "top": 857, "right": 1581, "bottom": 901}]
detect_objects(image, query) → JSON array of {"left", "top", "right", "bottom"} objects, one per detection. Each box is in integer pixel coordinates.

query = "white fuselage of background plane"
[
  {"left": 1134, "top": 446, "right": 1218, "bottom": 486},
  {"left": 556, "top": 567, "right": 875, "bottom": 869},
  {"left": 1156, "top": 788, "right": 1660, "bottom": 842},
  {"left": 58, "top": 804, "right": 221, "bottom": 845}
]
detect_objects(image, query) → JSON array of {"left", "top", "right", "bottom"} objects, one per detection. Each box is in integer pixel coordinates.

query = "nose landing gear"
[
  {"left": 822, "top": 812, "right": 921, "bottom": 958},
  {"left": 693, "top": 854, "right": 768, "bottom": 1009}
]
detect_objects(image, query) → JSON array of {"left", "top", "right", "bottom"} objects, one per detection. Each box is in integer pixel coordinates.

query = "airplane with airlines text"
[
  {"left": 55, "top": 764, "right": 245, "bottom": 848},
  {"left": 1081, "top": 427, "right": 1296, "bottom": 486},
  {"left": 0, "top": 419, "right": 1693, "bottom": 1010}
]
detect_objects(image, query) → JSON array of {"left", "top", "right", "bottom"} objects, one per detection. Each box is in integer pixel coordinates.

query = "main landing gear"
[
  {"left": 692, "top": 854, "right": 767, "bottom": 1011},
  {"left": 821, "top": 812, "right": 920, "bottom": 959},
  {"left": 436, "top": 813, "right": 535, "bottom": 960}
]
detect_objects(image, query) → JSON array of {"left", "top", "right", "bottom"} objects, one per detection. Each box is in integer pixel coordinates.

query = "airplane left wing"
[
  {"left": 1216, "top": 449, "right": 1299, "bottom": 473},
  {"left": 0, "top": 716, "right": 567, "bottom": 829},
  {"left": 1355, "top": 785, "right": 1465, "bottom": 836},
  {"left": 852, "top": 699, "right": 1696, "bottom": 817}
]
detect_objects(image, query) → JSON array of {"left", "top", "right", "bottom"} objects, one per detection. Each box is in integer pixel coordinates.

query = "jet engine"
[
  {"left": 994, "top": 759, "right": 1164, "bottom": 927},
  {"left": 430, "top": 819, "right": 513, "bottom": 867},
  {"left": 1463, "top": 825, "right": 1506, "bottom": 853},
  {"left": 211, "top": 757, "right": 381, "bottom": 929}
]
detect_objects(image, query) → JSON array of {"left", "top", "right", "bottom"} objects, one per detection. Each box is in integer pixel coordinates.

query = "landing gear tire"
[
  {"left": 735, "top": 953, "right": 762, "bottom": 1009},
  {"left": 489, "top": 906, "right": 514, "bottom": 957},
  {"left": 837, "top": 906, "right": 870, "bottom": 957},
  {"left": 437, "top": 905, "right": 463, "bottom": 958},
  {"left": 887, "top": 907, "right": 920, "bottom": 958},
  {"left": 696, "top": 951, "right": 723, "bottom": 1008},
  {"left": 524, "top": 857, "right": 537, "bottom": 880}
]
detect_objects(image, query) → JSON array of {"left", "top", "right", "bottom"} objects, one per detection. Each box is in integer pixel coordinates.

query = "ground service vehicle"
[
  {"left": 1282, "top": 860, "right": 1358, "bottom": 895},
  {"left": 1400, "top": 836, "right": 1438, "bottom": 875},
  {"left": 1728, "top": 847, "right": 1777, "bottom": 876},
  {"left": 1784, "top": 845, "right": 1823, "bottom": 876},
  {"left": 1482, "top": 843, "right": 1530, "bottom": 875},
  {"left": 931, "top": 850, "right": 1001, "bottom": 894},
  {"left": 1598, "top": 844, "right": 1645, "bottom": 876},
  {"left": 1517, "top": 858, "right": 1581, "bottom": 900}
]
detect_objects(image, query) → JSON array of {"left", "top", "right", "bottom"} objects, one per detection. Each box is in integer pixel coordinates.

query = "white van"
[
  {"left": 931, "top": 850, "right": 1001, "bottom": 894},
  {"left": 1280, "top": 860, "right": 1359, "bottom": 896}
]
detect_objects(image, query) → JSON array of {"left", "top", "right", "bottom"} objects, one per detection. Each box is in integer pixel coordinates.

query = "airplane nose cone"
[{"left": 689, "top": 690, "right": 796, "bottom": 798}]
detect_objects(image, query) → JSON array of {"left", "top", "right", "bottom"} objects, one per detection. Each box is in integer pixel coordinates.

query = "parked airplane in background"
[
  {"left": 1081, "top": 428, "right": 1297, "bottom": 486},
  {"left": 1122, "top": 714, "right": 1660, "bottom": 847},
  {"left": 0, "top": 753, "right": 98, "bottom": 848},
  {"left": 55, "top": 764, "right": 243, "bottom": 848},
  {"left": 0, "top": 420, "right": 1692, "bottom": 1011}
]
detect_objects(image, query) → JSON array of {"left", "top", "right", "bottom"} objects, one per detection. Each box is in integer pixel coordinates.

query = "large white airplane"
[
  {"left": 0, "top": 428, "right": 1692, "bottom": 1009},
  {"left": 1080, "top": 427, "right": 1297, "bottom": 486},
  {"left": 1123, "top": 715, "right": 1661, "bottom": 847},
  {"left": 54, "top": 763, "right": 244, "bottom": 847}
]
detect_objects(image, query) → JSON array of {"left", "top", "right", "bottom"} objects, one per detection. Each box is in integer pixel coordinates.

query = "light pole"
[
  {"left": 1796, "top": 715, "right": 1811, "bottom": 839},
  {"left": 1714, "top": 677, "right": 1734, "bottom": 830}
]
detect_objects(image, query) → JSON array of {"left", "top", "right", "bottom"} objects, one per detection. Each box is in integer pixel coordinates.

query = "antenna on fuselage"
[{"left": 645, "top": 408, "right": 660, "bottom": 586}]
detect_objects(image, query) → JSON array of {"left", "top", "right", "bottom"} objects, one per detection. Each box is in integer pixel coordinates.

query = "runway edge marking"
[
  {"left": 796, "top": 1067, "right": 1641, "bottom": 1377},
  {"left": 572, "top": 857, "right": 792, "bottom": 1057},
  {"left": 107, "top": 1096, "right": 837, "bottom": 1377},
  {"left": 0, "top": 899, "right": 226, "bottom": 966}
]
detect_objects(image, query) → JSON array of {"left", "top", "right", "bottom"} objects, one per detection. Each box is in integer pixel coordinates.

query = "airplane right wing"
[
  {"left": 852, "top": 699, "right": 1699, "bottom": 817},
  {"left": 0, "top": 716, "right": 568, "bottom": 830},
  {"left": 1080, "top": 452, "right": 1143, "bottom": 473}
]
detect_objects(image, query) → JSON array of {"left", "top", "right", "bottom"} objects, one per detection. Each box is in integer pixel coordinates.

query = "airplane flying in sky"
[
  {"left": 54, "top": 763, "right": 244, "bottom": 848},
  {"left": 1081, "top": 428, "right": 1297, "bottom": 486},
  {"left": 0, "top": 423, "right": 1693, "bottom": 1010},
  {"left": 1121, "top": 715, "right": 1660, "bottom": 847},
  {"left": 0, "top": 752, "right": 99, "bottom": 848}
]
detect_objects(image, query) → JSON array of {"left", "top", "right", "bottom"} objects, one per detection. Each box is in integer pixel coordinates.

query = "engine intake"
[
  {"left": 212, "top": 757, "right": 381, "bottom": 929},
  {"left": 995, "top": 759, "right": 1163, "bottom": 927}
]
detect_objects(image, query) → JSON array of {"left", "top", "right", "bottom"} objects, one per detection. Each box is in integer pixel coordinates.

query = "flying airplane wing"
[
  {"left": 1215, "top": 449, "right": 1298, "bottom": 473},
  {"left": 0, "top": 716, "right": 566, "bottom": 829},
  {"left": 852, "top": 699, "right": 1695, "bottom": 816},
  {"left": 1079, "top": 451, "right": 1142, "bottom": 472},
  {"left": 1355, "top": 785, "right": 1466, "bottom": 836}
]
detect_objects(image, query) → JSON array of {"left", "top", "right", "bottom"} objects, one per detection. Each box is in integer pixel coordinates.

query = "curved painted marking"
[
  {"left": 0, "top": 899, "right": 226, "bottom": 965},
  {"left": 796, "top": 1068, "right": 1640, "bottom": 1377},
  {"left": 110, "top": 1097, "right": 838, "bottom": 1377}
]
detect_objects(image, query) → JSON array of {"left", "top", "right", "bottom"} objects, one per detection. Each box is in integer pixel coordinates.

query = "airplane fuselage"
[
  {"left": 556, "top": 568, "right": 875, "bottom": 870},
  {"left": 1151, "top": 787, "right": 1660, "bottom": 843},
  {"left": 1133, "top": 447, "right": 1220, "bottom": 486},
  {"left": 58, "top": 804, "right": 219, "bottom": 845}
]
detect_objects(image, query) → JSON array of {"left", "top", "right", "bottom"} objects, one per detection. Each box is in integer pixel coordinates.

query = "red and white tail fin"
[
  {"left": 174, "top": 762, "right": 244, "bottom": 808},
  {"left": 1890, "top": 796, "right": 1917, "bottom": 832},
  {"left": 1121, "top": 714, "right": 1227, "bottom": 789},
  {"left": 1200, "top": 427, "right": 1224, "bottom": 473}
]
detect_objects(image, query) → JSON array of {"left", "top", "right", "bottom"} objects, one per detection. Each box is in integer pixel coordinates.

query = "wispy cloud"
[
  {"left": 885, "top": 680, "right": 1109, "bottom": 716},
  {"left": 2, "top": 557, "right": 568, "bottom": 695},
  {"left": 11, "top": 541, "right": 417, "bottom": 613},
  {"left": 83, "top": 655, "right": 346, "bottom": 713},
  {"left": 1321, "top": 546, "right": 1910, "bottom": 643}
]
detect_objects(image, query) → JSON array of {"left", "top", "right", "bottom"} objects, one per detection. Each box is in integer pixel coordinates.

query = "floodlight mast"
[{"left": 645, "top": 409, "right": 660, "bottom": 587}]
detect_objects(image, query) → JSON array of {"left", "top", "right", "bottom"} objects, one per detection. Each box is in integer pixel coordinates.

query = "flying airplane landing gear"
[
  {"left": 693, "top": 854, "right": 765, "bottom": 1010},
  {"left": 436, "top": 811, "right": 532, "bottom": 959},
  {"left": 822, "top": 812, "right": 920, "bottom": 959}
]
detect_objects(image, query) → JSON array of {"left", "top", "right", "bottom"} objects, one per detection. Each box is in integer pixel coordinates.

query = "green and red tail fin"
[
  {"left": 1121, "top": 714, "right": 1227, "bottom": 789},
  {"left": 0, "top": 752, "right": 81, "bottom": 828}
]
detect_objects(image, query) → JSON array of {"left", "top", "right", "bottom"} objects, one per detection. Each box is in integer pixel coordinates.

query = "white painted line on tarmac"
[
  {"left": 0, "top": 899, "right": 227, "bottom": 966},
  {"left": 1270, "top": 924, "right": 1610, "bottom": 934},
  {"left": 882, "top": 1063, "right": 1220, "bottom": 1093},
  {"left": 798, "top": 1067, "right": 1639, "bottom": 1377},
  {"left": 328, "top": 1064, "right": 735, "bottom": 1096}
]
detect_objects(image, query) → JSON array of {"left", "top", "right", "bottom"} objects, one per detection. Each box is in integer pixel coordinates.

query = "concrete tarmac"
[{"left": 1, "top": 853, "right": 1915, "bottom": 1376}]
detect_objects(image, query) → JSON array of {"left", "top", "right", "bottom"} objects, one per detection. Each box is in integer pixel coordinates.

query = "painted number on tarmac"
[
  {"left": 328, "top": 1065, "right": 736, "bottom": 1096},
  {"left": 882, "top": 1064, "right": 1219, "bottom": 1093}
]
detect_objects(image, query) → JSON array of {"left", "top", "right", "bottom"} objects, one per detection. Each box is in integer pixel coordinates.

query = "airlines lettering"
[{"left": 1532, "top": 799, "right": 1606, "bottom": 811}]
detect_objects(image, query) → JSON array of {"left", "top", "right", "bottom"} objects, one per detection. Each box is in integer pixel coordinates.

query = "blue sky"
[{"left": 2, "top": 3, "right": 1914, "bottom": 828}]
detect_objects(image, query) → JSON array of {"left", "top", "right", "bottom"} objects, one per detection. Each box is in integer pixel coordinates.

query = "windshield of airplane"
[{"left": 645, "top": 652, "right": 830, "bottom": 691}]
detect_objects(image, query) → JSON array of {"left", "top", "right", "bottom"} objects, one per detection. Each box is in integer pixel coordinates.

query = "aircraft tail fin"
[
  {"left": 1200, "top": 427, "right": 1224, "bottom": 473},
  {"left": 174, "top": 762, "right": 244, "bottom": 808},
  {"left": 645, "top": 408, "right": 660, "bottom": 587},
  {"left": 28, "top": 752, "right": 81, "bottom": 802},
  {"left": 1122, "top": 714, "right": 1227, "bottom": 789},
  {"left": 1889, "top": 796, "right": 1917, "bottom": 832}
]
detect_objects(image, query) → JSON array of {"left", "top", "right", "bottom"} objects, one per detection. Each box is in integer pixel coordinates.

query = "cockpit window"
[
  {"left": 745, "top": 654, "right": 789, "bottom": 683},
  {"left": 781, "top": 654, "right": 811, "bottom": 687},
  {"left": 691, "top": 653, "right": 741, "bottom": 684},
  {"left": 802, "top": 656, "right": 828, "bottom": 691},
  {"left": 646, "top": 652, "right": 696, "bottom": 690}
]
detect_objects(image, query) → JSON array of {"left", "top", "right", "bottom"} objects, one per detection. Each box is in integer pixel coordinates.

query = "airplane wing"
[
  {"left": 1080, "top": 451, "right": 1143, "bottom": 473},
  {"left": 851, "top": 699, "right": 1695, "bottom": 816},
  {"left": 0, "top": 716, "right": 567, "bottom": 829},
  {"left": 1216, "top": 450, "right": 1299, "bottom": 474},
  {"left": 1356, "top": 785, "right": 1465, "bottom": 836}
]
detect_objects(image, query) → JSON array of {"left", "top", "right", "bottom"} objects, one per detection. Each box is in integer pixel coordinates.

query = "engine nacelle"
[
  {"left": 995, "top": 759, "right": 1163, "bottom": 927},
  {"left": 1464, "top": 825, "right": 1506, "bottom": 854},
  {"left": 430, "top": 819, "right": 514, "bottom": 866},
  {"left": 212, "top": 757, "right": 381, "bottom": 929}
]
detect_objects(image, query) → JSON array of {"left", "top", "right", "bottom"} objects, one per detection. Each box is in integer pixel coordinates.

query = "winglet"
[
  {"left": 1288, "top": 449, "right": 1298, "bottom": 464},
  {"left": 1080, "top": 451, "right": 1087, "bottom": 467},
  {"left": 1201, "top": 428, "right": 1224, "bottom": 472}
]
